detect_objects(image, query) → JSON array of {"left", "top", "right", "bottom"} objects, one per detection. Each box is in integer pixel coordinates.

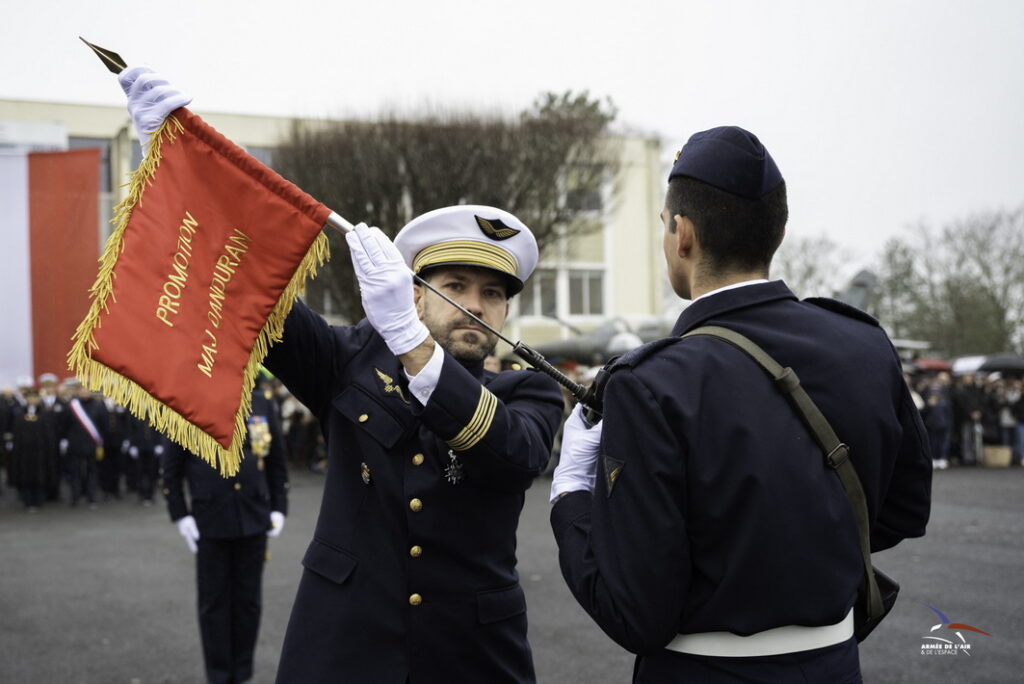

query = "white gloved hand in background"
[
  {"left": 118, "top": 66, "right": 192, "bottom": 152},
  {"left": 267, "top": 511, "right": 285, "bottom": 538},
  {"left": 175, "top": 515, "right": 200, "bottom": 554},
  {"left": 550, "top": 404, "right": 603, "bottom": 502},
  {"left": 346, "top": 223, "right": 430, "bottom": 356}
]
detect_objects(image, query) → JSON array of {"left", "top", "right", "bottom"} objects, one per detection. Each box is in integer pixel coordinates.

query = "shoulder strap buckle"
[{"left": 826, "top": 443, "right": 851, "bottom": 469}]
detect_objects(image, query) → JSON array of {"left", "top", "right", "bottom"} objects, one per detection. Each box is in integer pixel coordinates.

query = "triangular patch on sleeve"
[{"left": 603, "top": 453, "right": 625, "bottom": 496}]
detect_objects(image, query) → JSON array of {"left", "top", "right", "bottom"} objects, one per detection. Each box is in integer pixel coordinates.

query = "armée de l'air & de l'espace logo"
[{"left": 920, "top": 604, "right": 992, "bottom": 656}]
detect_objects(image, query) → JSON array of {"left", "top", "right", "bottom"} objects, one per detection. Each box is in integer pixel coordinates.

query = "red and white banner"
[{"left": 0, "top": 148, "right": 98, "bottom": 389}]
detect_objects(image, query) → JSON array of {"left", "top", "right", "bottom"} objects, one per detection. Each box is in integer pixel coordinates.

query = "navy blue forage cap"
[{"left": 668, "top": 126, "right": 783, "bottom": 199}]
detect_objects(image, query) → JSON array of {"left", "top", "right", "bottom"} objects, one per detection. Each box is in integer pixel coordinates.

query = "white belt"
[{"left": 665, "top": 609, "right": 854, "bottom": 658}]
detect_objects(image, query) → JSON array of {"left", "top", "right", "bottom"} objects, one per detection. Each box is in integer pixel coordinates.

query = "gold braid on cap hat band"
[{"left": 412, "top": 240, "right": 518, "bottom": 278}]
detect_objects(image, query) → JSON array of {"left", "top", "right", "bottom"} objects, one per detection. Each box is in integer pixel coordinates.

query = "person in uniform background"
[
  {"left": 263, "top": 207, "right": 564, "bottom": 684},
  {"left": 922, "top": 372, "right": 954, "bottom": 470},
  {"left": 62, "top": 380, "right": 108, "bottom": 508},
  {"left": 550, "top": 126, "right": 932, "bottom": 683},
  {"left": 98, "top": 395, "right": 130, "bottom": 500},
  {"left": 9, "top": 389, "right": 56, "bottom": 511},
  {"left": 160, "top": 383, "right": 289, "bottom": 684},
  {"left": 38, "top": 373, "right": 67, "bottom": 501},
  {"left": 0, "top": 385, "right": 20, "bottom": 498},
  {"left": 128, "top": 413, "right": 168, "bottom": 506}
]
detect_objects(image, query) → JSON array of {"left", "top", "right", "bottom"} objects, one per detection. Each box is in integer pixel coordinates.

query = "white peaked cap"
[{"left": 394, "top": 205, "right": 538, "bottom": 295}]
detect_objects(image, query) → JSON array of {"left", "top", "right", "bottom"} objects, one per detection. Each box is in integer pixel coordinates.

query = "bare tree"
[
  {"left": 871, "top": 207, "right": 1024, "bottom": 355},
  {"left": 771, "top": 234, "right": 851, "bottom": 299},
  {"left": 273, "top": 92, "right": 618, "bottom": 323}
]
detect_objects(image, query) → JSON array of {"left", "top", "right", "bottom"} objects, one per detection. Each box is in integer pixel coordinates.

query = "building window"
[
  {"left": 564, "top": 164, "right": 604, "bottom": 213},
  {"left": 246, "top": 146, "right": 275, "bottom": 168},
  {"left": 568, "top": 270, "right": 604, "bottom": 315},
  {"left": 519, "top": 268, "right": 557, "bottom": 317}
]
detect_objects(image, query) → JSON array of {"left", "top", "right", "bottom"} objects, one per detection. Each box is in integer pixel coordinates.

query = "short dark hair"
[{"left": 665, "top": 176, "right": 788, "bottom": 273}]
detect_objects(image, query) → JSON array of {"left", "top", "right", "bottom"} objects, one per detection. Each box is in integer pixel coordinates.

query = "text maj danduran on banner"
[{"left": 69, "top": 102, "right": 331, "bottom": 476}]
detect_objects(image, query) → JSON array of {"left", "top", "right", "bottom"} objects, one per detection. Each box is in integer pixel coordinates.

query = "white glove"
[
  {"left": 346, "top": 223, "right": 430, "bottom": 356},
  {"left": 550, "top": 404, "right": 603, "bottom": 502},
  {"left": 267, "top": 511, "right": 285, "bottom": 538},
  {"left": 175, "top": 515, "right": 200, "bottom": 554},
  {"left": 129, "top": 446, "right": 139, "bottom": 459},
  {"left": 118, "top": 66, "right": 192, "bottom": 152}
]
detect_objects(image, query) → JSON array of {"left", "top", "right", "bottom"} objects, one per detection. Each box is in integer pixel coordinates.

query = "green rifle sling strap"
[{"left": 681, "top": 325, "right": 884, "bottom": 621}]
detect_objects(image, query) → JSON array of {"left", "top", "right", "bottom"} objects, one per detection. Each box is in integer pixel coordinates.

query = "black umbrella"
[{"left": 978, "top": 353, "right": 1024, "bottom": 375}]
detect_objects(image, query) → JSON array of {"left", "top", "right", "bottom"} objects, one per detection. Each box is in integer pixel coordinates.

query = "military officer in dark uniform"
[
  {"left": 265, "top": 206, "right": 564, "bottom": 683},
  {"left": 550, "top": 127, "right": 932, "bottom": 682},
  {"left": 129, "top": 413, "right": 168, "bottom": 505},
  {"left": 62, "top": 380, "right": 108, "bottom": 508},
  {"left": 38, "top": 373, "right": 67, "bottom": 501},
  {"left": 161, "top": 385, "right": 289, "bottom": 684}
]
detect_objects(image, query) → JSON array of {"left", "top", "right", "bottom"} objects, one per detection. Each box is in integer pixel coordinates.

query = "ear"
[
  {"left": 413, "top": 283, "right": 425, "bottom": 319},
  {"left": 674, "top": 214, "right": 695, "bottom": 259}
]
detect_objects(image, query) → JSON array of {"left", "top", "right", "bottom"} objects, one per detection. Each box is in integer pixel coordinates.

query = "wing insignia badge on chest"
[{"left": 374, "top": 368, "right": 410, "bottom": 404}]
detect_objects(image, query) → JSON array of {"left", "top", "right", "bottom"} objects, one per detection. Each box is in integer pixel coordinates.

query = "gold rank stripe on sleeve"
[{"left": 446, "top": 385, "right": 498, "bottom": 451}]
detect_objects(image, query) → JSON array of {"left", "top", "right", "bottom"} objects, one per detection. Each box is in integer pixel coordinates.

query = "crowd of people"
[
  {"left": 0, "top": 373, "right": 325, "bottom": 512},
  {"left": 909, "top": 371, "right": 1024, "bottom": 469}
]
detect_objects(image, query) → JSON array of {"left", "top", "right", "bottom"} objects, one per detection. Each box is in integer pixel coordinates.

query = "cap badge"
[
  {"left": 375, "top": 368, "right": 409, "bottom": 404},
  {"left": 475, "top": 215, "right": 520, "bottom": 241},
  {"left": 674, "top": 149, "right": 682, "bottom": 162}
]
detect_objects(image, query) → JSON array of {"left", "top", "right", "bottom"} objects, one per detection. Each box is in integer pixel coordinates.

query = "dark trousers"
[
  {"left": 135, "top": 451, "right": 157, "bottom": 502},
  {"left": 20, "top": 486, "right": 45, "bottom": 508},
  {"left": 67, "top": 449, "right": 97, "bottom": 504},
  {"left": 196, "top": 533, "right": 267, "bottom": 684}
]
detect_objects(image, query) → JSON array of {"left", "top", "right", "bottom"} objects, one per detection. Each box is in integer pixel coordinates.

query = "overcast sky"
[{"left": 3, "top": 0, "right": 1022, "bottom": 271}]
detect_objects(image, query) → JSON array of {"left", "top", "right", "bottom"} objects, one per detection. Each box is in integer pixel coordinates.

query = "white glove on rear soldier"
[
  {"left": 118, "top": 66, "right": 192, "bottom": 152},
  {"left": 550, "top": 404, "right": 603, "bottom": 502},
  {"left": 267, "top": 510, "right": 285, "bottom": 538},
  {"left": 346, "top": 223, "right": 430, "bottom": 356},
  {"left": 175, "top": 515, "right": 200, "bottom": 554}
]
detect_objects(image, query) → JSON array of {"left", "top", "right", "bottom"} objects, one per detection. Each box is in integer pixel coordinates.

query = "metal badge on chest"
[{"left": 444, "top": 449, "right": 464, "bottom": 485}]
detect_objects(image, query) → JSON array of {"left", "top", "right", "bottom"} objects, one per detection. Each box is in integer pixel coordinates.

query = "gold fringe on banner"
[{"left": 67, "top": 115, "right": 330, "bottom": 476}]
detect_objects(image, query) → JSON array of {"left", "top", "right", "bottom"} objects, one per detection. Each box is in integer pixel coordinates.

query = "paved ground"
[{"left": 1, "top": 465, "right": 1021, "bottom": 683}]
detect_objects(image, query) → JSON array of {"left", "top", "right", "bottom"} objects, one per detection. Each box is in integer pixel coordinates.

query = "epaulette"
[
  {"left": 604, "top": 337, "right": 682, "bottom": 374},
  {"left": 804, "top": 297, "right": 880, "bottom": 326}
]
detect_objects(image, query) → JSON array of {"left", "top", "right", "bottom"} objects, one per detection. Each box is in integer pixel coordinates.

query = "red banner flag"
[{"left": 69, "top": 109, "right": 330, "bottom": 475}]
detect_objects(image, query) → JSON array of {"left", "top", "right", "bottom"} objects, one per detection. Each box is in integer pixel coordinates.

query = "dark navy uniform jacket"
[
  {"left": 161, "top": 391, "right": 289, "bottom": 539},
  {"left": 552, "top": 281, "right": 932, "bottom": 679},
  {"left": 265, "top": 300, "right": 563, "bottom": 684}
]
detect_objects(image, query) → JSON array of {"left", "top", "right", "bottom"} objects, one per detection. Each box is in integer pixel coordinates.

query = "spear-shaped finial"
[{"left": 79, "top": 36, "right": 127, "bottom": 74}]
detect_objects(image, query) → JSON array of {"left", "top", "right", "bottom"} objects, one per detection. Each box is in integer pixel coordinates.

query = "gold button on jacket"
[
  {"left": 409, "top": 498, "right": 423, "bottom": 512},
  {"left": 410, "top": 545, "right": 423, "bottom": 557},
  {"left": 409, "top": 593, "right": 423, "bottom": 606},
  {"left": 234, "top": 483, "right": 242, "bottom": 491},
  {"left": 411, "top": 453, "right": 425, "bottom": 466}
]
